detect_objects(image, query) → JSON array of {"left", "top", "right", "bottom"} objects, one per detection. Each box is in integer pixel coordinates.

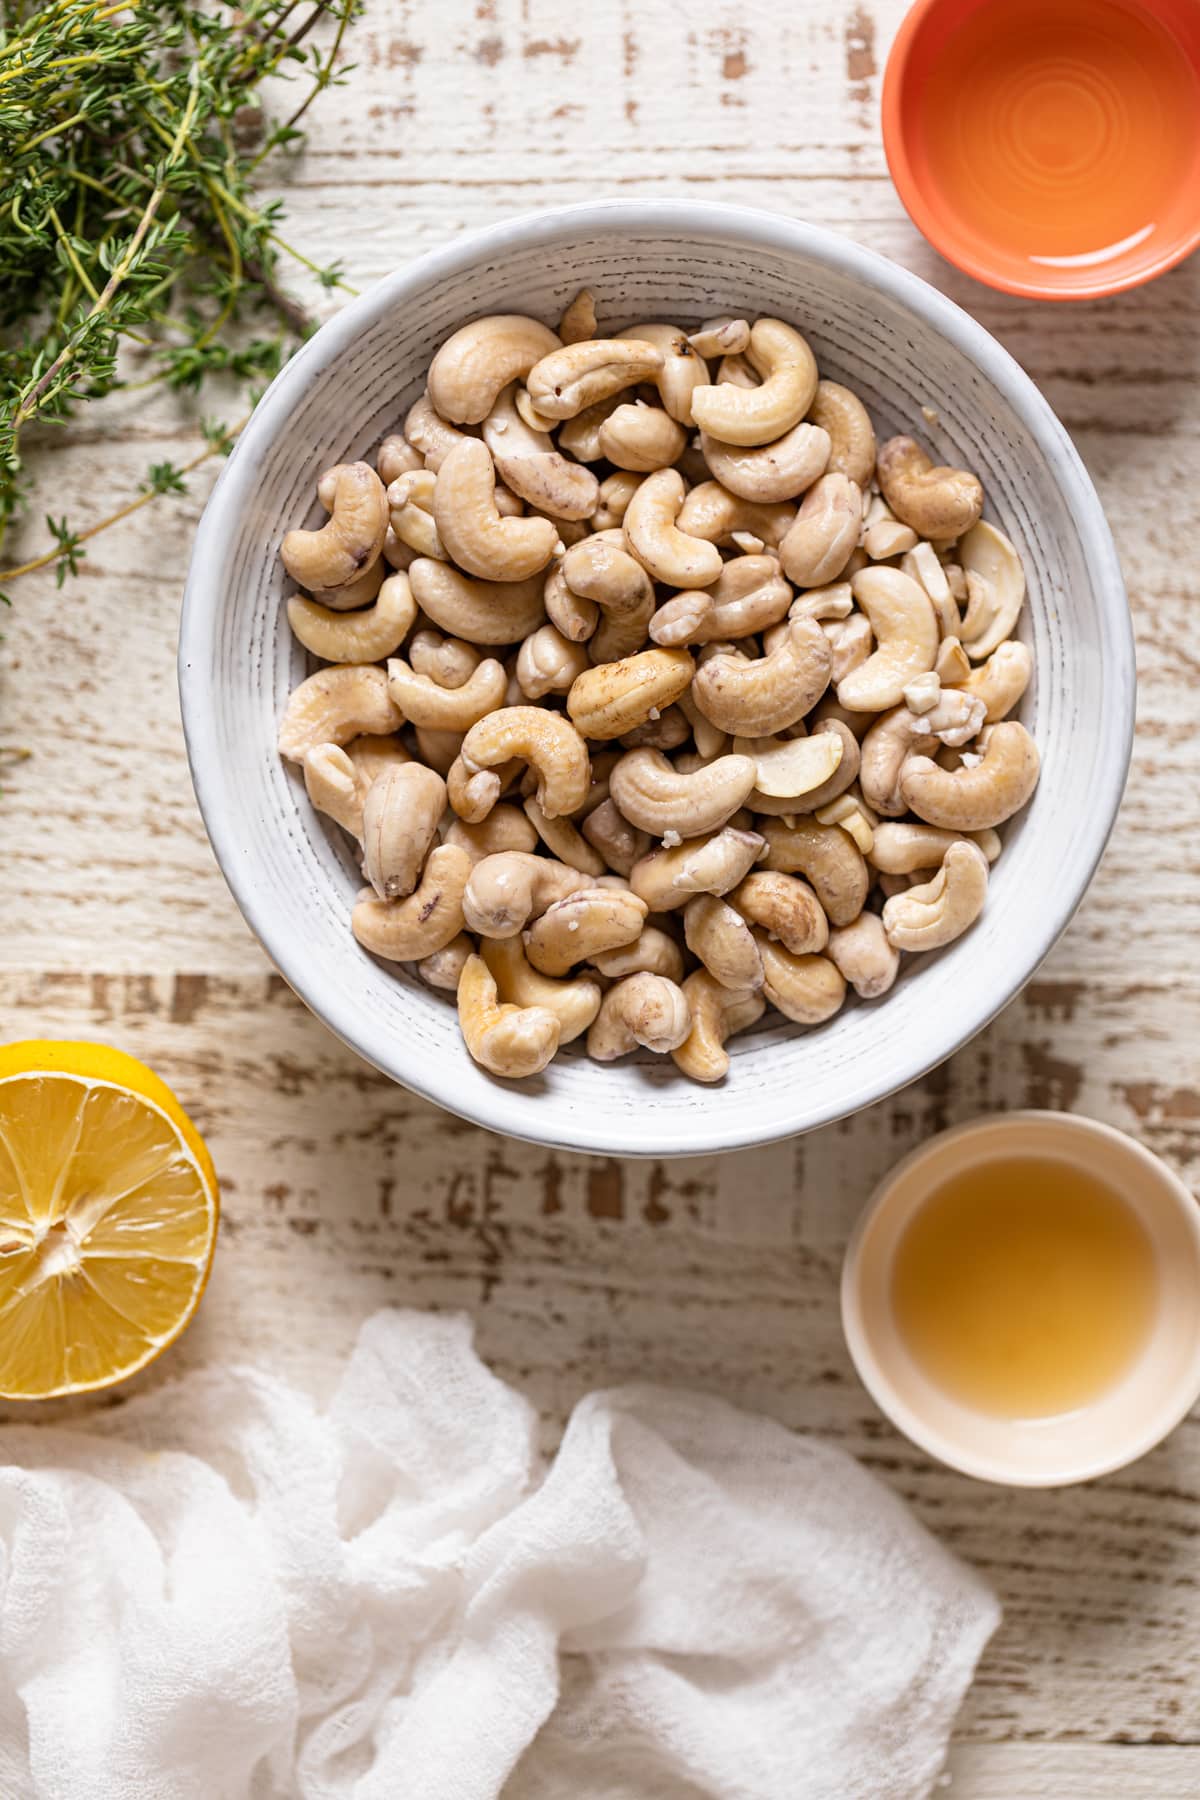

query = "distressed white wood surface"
[{"left": 2, "top": 1, "right": 1200, "bottom": 1793}]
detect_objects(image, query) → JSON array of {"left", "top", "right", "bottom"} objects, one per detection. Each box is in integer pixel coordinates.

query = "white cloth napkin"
[{"left": 0, "top": 1310, "right": 998, "bottom": 1800}]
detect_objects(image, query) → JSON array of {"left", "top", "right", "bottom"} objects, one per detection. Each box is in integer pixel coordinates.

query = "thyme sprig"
[{"left": 0, "top": 0, "right": 360, "bottom": 599}]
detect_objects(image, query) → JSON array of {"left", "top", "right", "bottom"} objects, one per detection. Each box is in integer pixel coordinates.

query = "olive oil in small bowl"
[{"left": 842, "top": 1113, "right": 1200, "bottom": 1485}]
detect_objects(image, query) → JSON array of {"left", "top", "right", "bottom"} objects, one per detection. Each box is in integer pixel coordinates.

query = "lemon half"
[{"left": 0, "top": 1042, "right": 219, "bottom": 1398}]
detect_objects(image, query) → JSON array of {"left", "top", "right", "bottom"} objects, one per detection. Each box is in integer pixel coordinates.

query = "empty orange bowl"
[{"left": 883, "top": 0, "right": 1200, "bottom": 299}]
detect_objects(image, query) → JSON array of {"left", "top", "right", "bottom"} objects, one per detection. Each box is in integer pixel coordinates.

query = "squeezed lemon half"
[{"left": 0, "top": 1041, "right": 219, "bottom": 1399}]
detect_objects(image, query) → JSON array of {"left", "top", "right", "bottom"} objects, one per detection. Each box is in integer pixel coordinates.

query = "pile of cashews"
[{"left": 277, "top": 294, "right": 1040, "bottom": 1083}]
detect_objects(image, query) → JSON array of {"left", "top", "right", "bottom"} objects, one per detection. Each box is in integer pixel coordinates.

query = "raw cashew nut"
[
  {"left": 732, "top": 731, "right": 844, "bottom": 806},
  {"left": 779, "top": 473, "right": 863, "bottom": 588},
  {"left": 449, "top": 706, "right": 590, "bottom": 823},
  {"left": 827, "top": 911, "right": 900, "bottom": 999},
  {"left": 386, "top": 651, "right": 506, "bottom": 731},
  {"left": 900, "top": 720, "right": 1040, "bottom": 829},
  {"left": 456, "top": 953, "right": 561, "bottom": 1078},
  {"left": 308, "top": 555, "right": 387, "bottom": 613},
  {"left": 837, "top": 566, "right": 939, "bottom": 711},
  {"left": 690, "top": 319, "right": 819, "bottom": 447},
  {"left": 869, "top": 821, "right": 999, "bottom": 873},
  {"left": 593, "top": 470, "right": 644, "bottom": 532},
  {"left": 302, "top": 744, "right": 367, "bottom": 838},
  {"left": 543, "top": 564, "right": 599, "bottom": 643},
  {"left": 525, "top": 887, "right": 648, "bottom": 976},
  {"left": 590, "top": 924, "right": 684, "bottom": 982},
  {"left": 287, "top": 570, "right": 416, "bottom": 664},
  {"left": 699, "top": 421, "right": 830, "bottom": 505},
  {"left": 676, "top": 481, "right": 796, "bottom": 551},
  {"left": 567, "top": 646, "right": 694, "bottom": 741},
  {"left": 418, "top": 933, "right": 474, "bottom": 992},
  {"left": 444, "top": 805, "right": 539, "bottom": 865},
  {"left": 882, "top": 840, "right": 989, "bottom": 951},
  {"left": 558, "top": 288, "right": 597, "bottom": 343},
  {"left": 671, "top": 971, "right": 765, "bottom": 1083},
  {"left": 786, "top": 580, "right": 854, "bottom": 625},
  {"left": 376, "top": 433, "right": 422, "bottom": 485},
  {"left": 562, "top": 535, "right": 655, "bottom": 619},
  {"left": 517, "top": 623, "right": 590, "bottom": 698},
  {"left": 587, "top": 972, "right": 692, "bottom": 1059},
  {"left": 808, "top": 381, "right": 876, "bottom": 487},
  {"left": 731, "top": 870, "right": 828, "bottom": 955},
  {"left": 481, "top": 935, "right": 601, "bottom": 1044},
  {"left": 758, "top": 941, "right": 846, "bottom": 1025},
  {"left": 624, "top": 470, "right": 724, "bottom": 589},
  {"left": 522, "top": 796, "right": 607, "bottom": 876},
  {"left": 278, "top": 664, "right": 402, "bottom": 761},
  {"left": 409, "top": 630, "right": 481, "bottom": 688},
  {"left": 688, "top": 316, "right": 751, "bottom": 360},
  {"left": 630, "top": 826, "right": 764, "bottom": 912},
  {"left": 654, "top": 555, "right": 794, "bottom": 651},
  {"left": 428, "top": 314, "right": 561, "bottom": 424},
  {"left": 761, "top": 817, "right": 869, "bottom": 927},
  {"left": 859, "top": 689, "right": 986, "bottom": 815},
  {"left": 345, "top": 734, "right": 410, "bottom": 784},
  {"left": 620, "top": 708, "right": 691, "bottom": 752},
  {"left": 409, "top": 559, "right": 546, "bottom": 646},
  {"left": 616, "top": 323, "right": 707, "bottom": 423},
  {"left": 281, "top": 462, "right": 389, "bottom": 593},
  {"left": 433, "top": 438, "right": 561, "bottom": 581},
  {"left": 361, "top": 762, "right": 446, "bottom": 900},
  {"left": 387, "top": 469, "right": 446, "bottom": 561},
  {"left": 481, "top": 384, "right": 599, "bottom": 520},
  {"left": 581, "top": 798, "right": 652, "bottom": 879},
  {"left": 404, "top": 393, "right": 472, "bottom": 471},
  {"left": 609, "top": 747, "right": 758, "bottom": 837},
  {"left": 824, "top": 613, "right": 874, "bottom": 686},
  {"left": 684, "top": 895, "right": 764, "bottom": 991},
  {"left": 526, "top": 338, "right": 664, "bottom": 420},
  {"left": 863, "top": 496, "right": 919, "bottom": 561},
  {"left": 877, "top": 436, "right": 984, "bottom": 540},
  {"left": 463, "top": 850, "right": 589, "bottom": 937},
  {"left": 957, "top": 522, "right": 1027, "bottom": 660},
  {"left": 956, "top": 638, "right": 1032, "bottom": 721},
  {"left": 351, "top": 844, "right": 471, "bottom": 961},
  {"left": 692, "top": 618, "right": 831, "bottom": 737},
  {"left": 599, "top": 402, "right": 688, "bottom": 472}
]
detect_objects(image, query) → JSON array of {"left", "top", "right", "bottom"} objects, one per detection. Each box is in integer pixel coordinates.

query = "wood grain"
[{"left": 1, "top": 1, "right": 1198, "bottom": 1792}]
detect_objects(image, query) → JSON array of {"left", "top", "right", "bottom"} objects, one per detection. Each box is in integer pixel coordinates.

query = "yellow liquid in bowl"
[{"left": 890, "top": 1156, "right": 1159, "bottom": 1420}]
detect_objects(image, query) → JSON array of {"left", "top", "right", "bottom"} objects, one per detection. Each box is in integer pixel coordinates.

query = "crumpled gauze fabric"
[{"left": 0, "top": 1310, "right": 999, "bottom": 1800}]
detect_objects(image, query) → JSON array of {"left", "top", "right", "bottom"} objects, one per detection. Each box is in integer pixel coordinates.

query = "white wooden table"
[{"left": 3, "top": 2, "right": 1199, "bottom": 1792}]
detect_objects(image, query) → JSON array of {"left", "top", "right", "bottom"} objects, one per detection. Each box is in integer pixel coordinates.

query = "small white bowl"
[
  {"left": 179, "top": 201, "right": 1133, "bottom": 1157},
  {"left": 842, "top": 1112, "right": 1200, "bottom": 1485}
]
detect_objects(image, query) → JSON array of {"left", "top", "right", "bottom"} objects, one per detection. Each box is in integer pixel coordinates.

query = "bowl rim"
[
  {"left": 840, "top": 1110, "right": 1200, "bottom": 1484},
  {"left": 178, "top": 198, "right": 1133, "bottom": 1156},
  {"left": 881, "top": 0, "right": 1200, "bottom": 301}
]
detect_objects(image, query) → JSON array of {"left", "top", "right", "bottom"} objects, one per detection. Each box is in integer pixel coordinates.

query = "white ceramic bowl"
[{"left": 179, "top": 201, "right": 1132, "bottom": 1158}]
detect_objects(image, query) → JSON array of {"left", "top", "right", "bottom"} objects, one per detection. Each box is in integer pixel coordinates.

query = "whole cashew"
[
  {"left": 556, "top": 395, "right": 622, "bottom": 462},
  {"left": 481, "top": 934, "right": 601, "bottom": 1043},
  {"left": 599, "top": 401, "right": 688, "bottom": 472},
  {"left": 287, "top": 570, "right": 416, "bottom": 664},
  {"left": 869, "top": 821, "right": 1001, "bottom": 874},
  {"left": 836, "top": 566, "right": 939, "bottom": 711},
  {"left": 593, "top": 470, "right": 644, "bottom": 532},
  {"left": 618, "top": 705, "right": 691, "bottom": 752},
  {"left": 670, "top": 971, "right": 765, "bottom": 1083},
  {"left": 779, "top": 473, "right": 863, "bottom": 588},
  {"left": 481, "top": 383, "right": 600, "bottom": 521},
  {"left": 525, "top": 887, "right": 649, "bottom": 976},
  {"left": 462, "top": 850, "right": 589, "bottom": 937},
  {"left": 876, "top": 435, "right": 984, "bottom": 540},
  {"left": 376, "top": 433, "right": 423, "bottom": 485},
  {"left": 624, "top": 470, "right": 724, "bottom": 589},
  {"left": 386, "top": 650, "right": 505, "bottom": 729},
  {"left": 345, "top": 733, "right": 410, "bottom": 785},
  {"left": 630, "top": 826, "right": 764, "bottom": 912},
  {"left": 404, "top": 393, "right": 472, "bottom": 471},
  {"left": 352, "top": 843, "right": 471, "bottom": 961},
  {"left": 444, "top": 804, "right": 539, "bottom": 864},
  {"left": 567, "top": 646, "right": 695, "bottom": 741},
  {"left": 609, "top": 746, "right": 758, "bottom": 838},
  {"left": 517, "top": 623, "right": 590, "bottom": 698},
  {"left": 653, "top": 555, "right": 794, "bottom": 650},
  {"left": 309, "top": 554, "right": 387, "bottom": 612},
  {"left": 433, "top": 438, "right": 561, "bottom": 582},
  {"left": 760, "top": 816, "right": 869, "bottom": 926},
  {"left": 758, "top": 941, "right": 846, "bottom": 1025},
  {"left": 409, "top": 629, "right": 481, "bottom": 688},
  {"left": 278, "top": 664, "right": 402, "bottom": 761},
  {"left": 449, "top": 705, "right": 590, "bottom": 822},
  {"left": 676, "top": 481, "right": 797, "bottom": 551},
  {"left": 827, "top": 911, "right": 900, "bottom": 999},
  {"left": 581, "top": 798, "right": 652, "bottom": 879},
  {"left": 562, "top": 534, "right": 655, "bottom": 624},
  {"left": 558, "top": 288, "right": 598, "bottom": 343},
  {"left": 302, "top": 744, "right": 367, "bottom": 838},
  {"left": 281, "top": 462, "right": 389, "bottom": 593},
  {"left": 522, "top": 795, "right": 607, "bottom": 876},
  {"left": 526, "top": 338, "right": 665, "bottom": 419},
  {"left": 387, "top": 469, "right": 446, "bottom": 561},
  {"left": 361, "top": 762, "right": 446, "bottom": 900},
  {"left": 688, "top": 316, "right": 751, "bottom": 360},
  {"left": 383, "top": 529, "right": 415, "bottom": 573},
  {"left": 731, "top": 870, "right": 829, "bottom": 955},
  {"left": 955, "top": 638, "right": 1032, "bottom": 721},
  {"left": 699, "top": 421, "right": 830, "bottom": 504},
  {"left": 616, "top": 322, "right": 707, "bottom": 423},
  {"left": 690, "top": 319, "right": 819, "bottom": 447},
  {"left": 543, "top": 564, "right": 599, "bottom": 643},
  {"left": 900, "top": 720, "right": 1040, "bottom": 829},
  {"left": 785, "top": 580, "right": 854, "bottom": 627},
  {"left": 409, "top": 559, "right": 546, "bottom": 646},
  {"left": 882, "top": 840, "right": 989, "bottom": 951},
  {"left": 428, "top": 314, "right": 562, "bottom": 424},
  {"left": 808, "top": 380, "right": 877, "bottom": 487},
  {"left": 858, "top": 689, "right": 986, "bottom": 815},
  {"left": 684, "top": 894, "right": 764, "bottom": 991},
  {"left": 587, "top": 972, "right": 692, "bottom": 1059},
  {"left": 692, "top": 617, "right": 831, "bottom": 737},
  {"left": 456, "top": 952, "right": 561, "bottom": 1078},
  {"left": 591, "top": 924, "right": 684, "bottom": 982},
  {"left": 418, "top": 932, "right": 474, "bottom": 992},
  {"left": 957, "top": 522, "right": 1027, "bottom": 660}
]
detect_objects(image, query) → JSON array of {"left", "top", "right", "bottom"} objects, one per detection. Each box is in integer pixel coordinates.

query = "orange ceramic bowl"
[{"left": 883, "top": 0, "right": 1200, "bottom": 299}]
